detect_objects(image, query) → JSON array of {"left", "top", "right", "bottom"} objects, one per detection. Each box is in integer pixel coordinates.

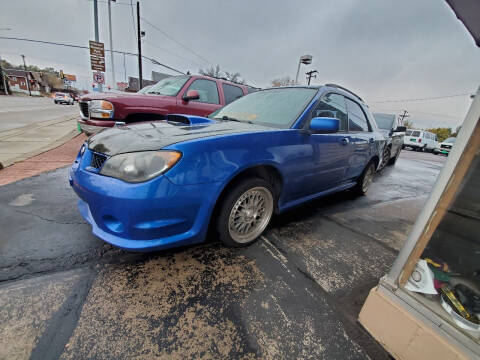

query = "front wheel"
[
  {"left": 354, "top": 161, "right": 376, "bottom": 195},
  {"left": 216, "top": 178, "right": 275, "bottom": 247}
]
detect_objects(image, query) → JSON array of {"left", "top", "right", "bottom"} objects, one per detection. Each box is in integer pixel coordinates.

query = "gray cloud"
[{"left": 1, "top": 0, "right": 478, "bottom": 128}]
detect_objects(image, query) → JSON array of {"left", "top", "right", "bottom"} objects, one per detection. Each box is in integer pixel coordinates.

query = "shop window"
[{"left": 403, "top": 152, "right": 480, "bottom": 341}]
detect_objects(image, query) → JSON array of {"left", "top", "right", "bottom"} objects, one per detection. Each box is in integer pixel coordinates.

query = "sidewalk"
[
  {"left": 0, "top": 115, "right": 78, "bottom": 169},
  {"left": 0, "top": 133, "right": 86, "bottom": 186}
]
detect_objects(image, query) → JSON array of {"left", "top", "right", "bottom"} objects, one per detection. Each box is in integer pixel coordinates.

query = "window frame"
[
  {"left": 345, "top": 97, "right": 372, "bottom": 133},
  {"left": 305, "top": 92, "right": 349, "bottom": 133},
  {"left": 221, "top": 83, "right": 244, "bottom": 105},
  {"left": 186, "top": 78, "right": 220, "bottom": 105}
]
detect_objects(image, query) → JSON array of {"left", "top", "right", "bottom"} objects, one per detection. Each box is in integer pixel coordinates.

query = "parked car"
[
  {"left": 434, "top": 137, "right": 456, "bottom": 155},
  {"left": 54, "top": 92, "right": 74, "bottom": 105},
  {"left": 373, "top": 113, "right": 406, "bottom": 169},
  {"left": 77, "top": 75, "right": 252, "bottom": 135},
  {"left": 403, "top": 129, "right": 438, "bottom": 151},
  {"left": 69, "top": 84, "right": 385, "bottom": 251}
]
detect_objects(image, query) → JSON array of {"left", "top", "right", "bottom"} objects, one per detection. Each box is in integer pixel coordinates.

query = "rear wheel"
[
  {"left": 216, "top": 178, "right": 274, "bottom": 247},
  {"left": 354, "top": 161, "right": 375, "bottom": 195}
]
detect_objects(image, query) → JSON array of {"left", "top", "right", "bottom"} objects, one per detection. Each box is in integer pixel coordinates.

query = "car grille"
[
  {"left": 79, "top": 101, "right": 89, "bottom": 118},
  {"left": 91, "top": 152, "right": 108, "bottom": 169},
  {"left": 441, "top": 144, "right": 452, "bottom": 149}
]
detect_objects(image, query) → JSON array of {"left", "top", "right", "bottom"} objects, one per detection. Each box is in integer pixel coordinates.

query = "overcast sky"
[{"left": 1, "top": 0, "right": 479, "bottom": 128}]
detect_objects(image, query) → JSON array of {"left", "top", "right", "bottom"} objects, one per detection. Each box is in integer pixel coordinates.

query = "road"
[
  {"left": 0, "top": 96, "right": 77, "bottom": 132},
  {"left": 0, "top": 150, "right": 445, "bottom": 359}
]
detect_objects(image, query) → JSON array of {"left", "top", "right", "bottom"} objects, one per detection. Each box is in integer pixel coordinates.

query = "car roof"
[{"left": 260, "top": 84, "right": 366, "bottom": 105}]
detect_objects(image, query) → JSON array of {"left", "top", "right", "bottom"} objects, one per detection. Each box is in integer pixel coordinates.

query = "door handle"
[{"left": 341, "top": 138, "right": 349, "bottom": 145}]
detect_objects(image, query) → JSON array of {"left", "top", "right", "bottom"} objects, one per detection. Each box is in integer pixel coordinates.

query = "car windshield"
[
  {"left": 56, "top": 93, "right": 66, "bottom": 96},
  {"left": 144, "top": 76, "right": 190, "bottom": 96},
  {"left": 211, "top": 88, "right": 317, "bottom": 128},
  {"left": 137, "top": 85, "right": 152, "bottom": 94},
  {"left": 374, "top": 113, "right": 395, "bottom": 130},
  {"left": 444, "top": 137, "right": 456, "bottom": 143}
]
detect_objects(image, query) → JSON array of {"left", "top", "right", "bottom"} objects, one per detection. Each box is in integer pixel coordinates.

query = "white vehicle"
[
  {"left": 54, "top": 92, "right": 74, "bottom": 105},
  {"left": 403, "top": 129, "right": 438, "bottom": 152},
  {"left": 433, "top": 137, "right": 456, "bottom": 155}
]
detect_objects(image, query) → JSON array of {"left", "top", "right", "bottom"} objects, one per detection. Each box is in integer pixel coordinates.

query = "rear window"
[{"left": 411, "top": 131, "right": 421, "bottom": 137}]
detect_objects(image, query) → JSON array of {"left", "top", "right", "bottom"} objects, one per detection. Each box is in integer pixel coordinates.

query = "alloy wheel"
[{"left": 228, "top": 187, "right": 273, "bottom": 243}]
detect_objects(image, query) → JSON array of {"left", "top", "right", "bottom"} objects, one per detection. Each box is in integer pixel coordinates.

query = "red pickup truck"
[{"left": 78, "top": 75, "right": 255, "bottom": 135}]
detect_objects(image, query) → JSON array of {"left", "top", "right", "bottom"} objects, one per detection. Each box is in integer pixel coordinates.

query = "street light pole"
[
  {"left": 295, "top": 55, "right": 312, "bottom": 84},
  {"left": 93, "top": 0, "right": 103, "bottom": 92},
  {"left": 107, "top": 0, "right": 116, "bottom": 89},
  {"left": 21, "top": 55, "right": 31, "bottom": 96},
  {"left": 136, "top": 1, "right": 143, "bottom": 90}
]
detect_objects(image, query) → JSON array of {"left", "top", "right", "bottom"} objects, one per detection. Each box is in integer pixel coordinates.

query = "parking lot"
[{"left": 0, "top": 149, "right": 445, "bottom": 359}]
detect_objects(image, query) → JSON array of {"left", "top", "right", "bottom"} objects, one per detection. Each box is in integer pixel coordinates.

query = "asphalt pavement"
[{"left": 0, "top": 149, "right": 446, "bottom": 359}]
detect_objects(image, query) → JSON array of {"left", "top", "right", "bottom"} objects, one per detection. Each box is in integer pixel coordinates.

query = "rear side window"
[
  {"left": 406, "top": 130, "right": 412, "bottom": 136},
  {"left": 312, "top": 93, "right": 348, "bottom": 131},
  {"left": 186, "top": 79, "right": 220, "bottom": 104},
  {"left": 346, "top": 98, "right": 370, "bottom": 132},
  {"left": 246, "top": 86, "right": 259, "bottom": 93},
  {"left": 222, "top": 84, "right": 244, "bottom": 105},
  {"left": 411, "top": 130, "right": 421, "bottom": 137}
]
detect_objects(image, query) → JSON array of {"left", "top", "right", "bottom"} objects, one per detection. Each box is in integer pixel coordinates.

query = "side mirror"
[
  {"left": 183, "top": 90, "right": 199, "bottom": 102},
  {"left": 309, "top": 117, "right": 339, "bottom": 133},
  {"left": 395, "top": 126, "right": 407, "bottom": 133}
]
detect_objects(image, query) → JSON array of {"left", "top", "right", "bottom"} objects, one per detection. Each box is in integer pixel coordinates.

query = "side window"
[
  {"left": 222, "top": 84, "right": 244, "bottom": 105},
  {"left": 346, "top": 98, "right": 370, "bottom": 132},
  {"left": 311, "top": 93, "right": 348, "bottom": 131},
  {"left": 186, "top": 79, "right": 219, "bottom": 104}
]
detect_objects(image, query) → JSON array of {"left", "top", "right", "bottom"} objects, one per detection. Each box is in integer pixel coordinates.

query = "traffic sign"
[
  {"left": 90, "top": 55, "right": 105, "bottom": 72},
  {"left": 89, "top": 40, "right": 105, "bottom": 57},
  {"left": 93, "top": 72, "right": 105, "bottom": 85}
]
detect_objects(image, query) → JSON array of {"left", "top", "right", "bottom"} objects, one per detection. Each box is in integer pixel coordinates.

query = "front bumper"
[
  {"left": 69, "top": 150, "right": 222, "bottom": 251},
  {"left": 78, "top": 118, "right": 116, "bottom": 135}
]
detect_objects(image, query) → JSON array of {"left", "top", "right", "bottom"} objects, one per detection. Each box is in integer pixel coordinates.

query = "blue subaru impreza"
[{"left": 70, "top": 84, "right": 385, "bottom": 251}]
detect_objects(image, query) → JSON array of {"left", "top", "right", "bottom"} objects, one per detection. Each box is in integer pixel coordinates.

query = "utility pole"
[
  {"left": 136, "top": 1, "right": 143, "bottom": 90},
  {"left": 107, "top": 0, "right": 116, "bottom": 89},
  {"left": 399, "top": 110, "right": 409, "bottom": 124},
  {"left": 21, "top": 55, "right": 31, "bottom": 96},
  {"left": 0, "top": 54, "right": 9, "bottom": 95},
  {"left": 93, "top": 0, "right": 102, "bottom": 92},
  {"left": 306, "top": 70, "right": 318, "bottom": 85}
]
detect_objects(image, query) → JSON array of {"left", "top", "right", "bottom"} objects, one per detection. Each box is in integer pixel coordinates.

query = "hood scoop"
[{"left": 166, "top": 114, "right": 217, "bottom": 126}]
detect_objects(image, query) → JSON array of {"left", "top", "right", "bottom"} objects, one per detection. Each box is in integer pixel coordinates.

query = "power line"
[
  {"left": 143, "top": 39, "right": 204, "bottom": 68},
  {"left": 0, "top": 36, "right": 185, "bottom": 74},
  {"left": 141, "top": 17, "right": 213, "bottom": 66},
  {"left": 370, "top": 92, "right": 472, "bottom": 103}
]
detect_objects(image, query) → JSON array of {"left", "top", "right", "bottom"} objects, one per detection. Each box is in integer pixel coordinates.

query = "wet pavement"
[{"left": 0, "top": 149, "right": 445, "bottom": 359}]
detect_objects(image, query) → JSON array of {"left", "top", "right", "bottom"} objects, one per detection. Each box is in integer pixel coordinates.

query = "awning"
[{"left": 446, "top": 0, "right": 480, "bottom": 46}]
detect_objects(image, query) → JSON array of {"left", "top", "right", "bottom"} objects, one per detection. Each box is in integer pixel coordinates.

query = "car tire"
[
  {"left": 216, "top": 178, "right": 275, "bottom": 247},
  {"left": 388, "top": 149, "right": 400, "bottom": 165},
  {"left": 353, "top": 161, "right": 375, "bottom": 196}
]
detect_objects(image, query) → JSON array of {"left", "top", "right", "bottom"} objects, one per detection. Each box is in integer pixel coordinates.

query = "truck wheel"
[
  {"left": 353, "top": 161, "right": 375, "bottom": 196},
  {"left": 216, "top": 178, "right": 274, "bottom": 247}
]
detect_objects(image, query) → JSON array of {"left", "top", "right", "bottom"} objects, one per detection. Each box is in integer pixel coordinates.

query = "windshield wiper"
[{"left": 215, "top": 116, "right": 253, "bottom": 124}]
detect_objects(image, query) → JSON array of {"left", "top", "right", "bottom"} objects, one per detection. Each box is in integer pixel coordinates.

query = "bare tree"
[
  {"left": 199, "top": 65, "right": 222, "bottom": 78},
  {"left": 271, "top": 76, "right": 295, "bottom": 87},
  {"left": 199, "top": 65, "right": 244, "bottom": 83}
]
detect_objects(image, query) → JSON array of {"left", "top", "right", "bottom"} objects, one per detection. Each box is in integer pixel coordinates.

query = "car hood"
[
  {"left": 80, "top": 92, "right": 170, "bottom": 102},
  {"left": 88, "top": 119, "right": 271, "bottom": 156}
]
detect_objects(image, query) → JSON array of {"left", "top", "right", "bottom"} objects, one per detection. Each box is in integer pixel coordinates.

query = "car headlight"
[
  {"left": 90, "top": 100, "right": 114, "bottom": 119},
  {"left": 99, "top": 151, "right": 182, "bottom": 183}
]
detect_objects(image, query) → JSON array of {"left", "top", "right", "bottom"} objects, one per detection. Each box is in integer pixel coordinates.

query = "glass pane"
[
  {"left": 222, "top": 84, "right": 244, "bottom": 105},
  {"left": 188, "top": 79, "right": 220, "bottom": 104}
]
